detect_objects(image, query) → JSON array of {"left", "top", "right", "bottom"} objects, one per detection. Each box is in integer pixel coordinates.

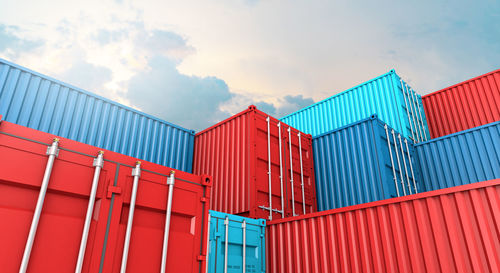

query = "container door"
[{"left": 0, "top": 129, "right": 114, "bottom": 273}]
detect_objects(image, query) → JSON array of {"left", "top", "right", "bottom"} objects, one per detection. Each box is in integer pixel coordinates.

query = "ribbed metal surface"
[
  {"left": 207, "top": 211, "right": 266, "bottom": 273},
  {"left": 194, "top": 106, "right": 317, "bottom": 220},
  {"left": 423, "top": 69, "right": 500, "bottom": 138},
  {"left": 415, "top": 120, "right": 500, "bottom": 192},
  {"left": 280, "top": 70, "right": 430, "bottom": 142},
  {"left": 267, "top": 178, "right": 500, "bottom": 273},
  {"left": 0, "top": 58, "right": 194, "bottom": 172},
  {"left": 313, "top": 115, "right": 420, "bottom": 210}
]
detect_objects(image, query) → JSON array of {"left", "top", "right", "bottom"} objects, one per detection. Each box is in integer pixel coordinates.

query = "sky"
[{"left": 0, "top": 0, "right": 499, "bottom": 131}]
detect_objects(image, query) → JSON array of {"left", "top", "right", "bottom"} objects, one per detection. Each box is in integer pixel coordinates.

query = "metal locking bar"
[
  {"left": 224, "top": 217, "right": 229, "bottom": 273},
  {"left": 413, "top": 88, "right": 428, "bottom": 141},
  {"left": 242, "top": 220, "right": 246, "bottom": 273},
  {"left": 19, "top": 139, "right": 59, "bottom": 273},
  {"left": 409, "top": 85, "right": 424, "bottom": 142},
  {"left": 405, "top": 83, "right": 421, "bottom": 143},
  {"left": 258, "top": 206, "right": 283, "bottom": 214},
  {"left": 75, "top": 151, "right": 104, "bottom": 273},
  {"left": 400, "top": 78, "right": 416, "bottom": 142},
  {"left": 161, "top": 171, "right": 176, "bottom": 273},
  {"left": 287, "top": 127, "right": 297, "bottom": 216},
  {"left": 120, "top": 162, "right": 141, "bottom": 273},
  {"left": 205, "top": 214, "right": 211, "bottom": 273},
  {"left": 266, "top": 117, "right": 273, "bottom": 220},
  {"left": 398, "top": 135, "right": 412, "bottom": 195},
  {"left": 297, "top": 132, "right": 306, "bottom": 215},
  {"left": 277, "top": 122, "right": 285, "bottom": 218},
  {"left": 384, "top": 125, "right": 400, "bottom": 197},
  {"left": 391, "top": 130, "right": 407, "bottom": 196},
  {"left": 405, "top": 139, "right": 418, "bottom": 194}
]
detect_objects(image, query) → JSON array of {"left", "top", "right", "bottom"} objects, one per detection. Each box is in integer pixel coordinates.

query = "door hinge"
[
  {"left": 200, "top": 197, "right": 208, "bottom": 203},
  {"left": 107, "top": 185, "right": 122, "bottom": 198},
  {"left": 197, "top": 255, "right": 207, "bottom": 261}
]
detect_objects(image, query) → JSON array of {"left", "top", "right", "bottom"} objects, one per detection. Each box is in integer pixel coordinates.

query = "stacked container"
[
  {"left": 193, "top": 106, "right": 317, "bottom": 220},
  {"left": 207, "top": 211, "right": 266, "bottom": 273},
  {"left": 415, "top": 120, "right": 500, "bottom": 191},
  {"left": 422, "top": 69, "right": 500, "bottom": 138},
  {"left": 0, "top": 58, "right": 194, "bottom": 172},
  {"left": 0, "top": 118, "right": 211, "bottom": 272},
  {"left": 313, "top": 115, "right": 420, "bottom": 211},
  {"left": 280, "top": 70, "right": 431, "bottom": 142}
]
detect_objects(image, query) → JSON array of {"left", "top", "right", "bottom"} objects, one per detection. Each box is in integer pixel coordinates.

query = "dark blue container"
[
  {"left": 415, "top": 120, "right": 500, "bottom": 191},
  {"left": 207, "top": 211, "right": 266, "bottom": 273},
  {"left": 313, "top": 115, "right": 421, "bottom": 210},
  {"left": 0, "top": 58, "right": 194, "bottom": 172}
]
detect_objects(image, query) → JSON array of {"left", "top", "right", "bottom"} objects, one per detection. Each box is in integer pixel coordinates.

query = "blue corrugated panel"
[
  {"left": 313, "top": 115, "right": 421, "bottom": 211},
  {"left": 208, "top": 211, "right": 266, "bottom": 273},
  {"left": 281, "top": 70, "right": 430, "bottom": 142},
  {"left": 0, "top": 58, "right": 194, "bottom": 172},
  {"left": 415, "top": 120, "right": 500, "bottom": 192}
]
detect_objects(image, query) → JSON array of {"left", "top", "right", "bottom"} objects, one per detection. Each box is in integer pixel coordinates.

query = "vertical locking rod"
[
  {"left": 405, "top": 139, "right": 418, "bottom": 194},
  {"left": 242, "top": 220, "right": 246, "bottom": 273},
  {"left": 224, "top": 217, "right": 229, "bottom": 273},
  {"left": 287, "top": 127, "right": 296, "bottom": 216},
  {"left": 266, "top": 117, "right": 272, "bottom": 220},
  {"left": 298, "top": 132, "right": 306, "bottom": 215},
  {"left": 405, "top": 83, "right": 421, "bottom": 143},
  {"left": 19, "top": 139, "right": 59, "bottom": 273},
  {"left": 391, "top": 130, "right": 407, "bottom": 196},
  {"left": 75, "top": 151, "right": 104, "bottom": 273},
  {"left": 384, "top": 125, "right": 400, "bottom": 197},
  {"left": 277, "top": 123, "right": 285, "bottom": 218},
  {"left": 161, "top": 171, "right": 176, "bottom": 273},
  {"left": 398, "top": 135, "right": 412, "bottom": 195},
  {"left": 205, "top": 214, "right": 211, "bottom": 273},
  {"left": 120, "top": 162, "right": 141, "bottom": 273},
  {"left": 400, "top": 79, "right": 416, "bottom": 142},
  {"left": 413, "top": 88, "right": 428, "bottom": 141}
]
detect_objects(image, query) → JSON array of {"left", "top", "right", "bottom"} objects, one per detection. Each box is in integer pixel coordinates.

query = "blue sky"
[{"left": 0, "top": 0, "right": 499, "bottom": 131}]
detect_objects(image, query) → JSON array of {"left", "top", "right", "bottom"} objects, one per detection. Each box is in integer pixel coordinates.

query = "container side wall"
[
  {"left": 415, "top": 120, "right": 500, "bottom": 191},
  {"left": 0, "top": 60, "right": 194, "bottom": 172},
  {"left": 267, "top": 179, "right": 500, "bottom": 273},
  {"left": 423, "top": 69, "right": 500, "bottom": 138}
]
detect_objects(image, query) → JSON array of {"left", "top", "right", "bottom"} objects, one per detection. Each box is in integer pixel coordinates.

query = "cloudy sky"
[{"left": 1, "top": 0, "right": 499, "bottom": 131}]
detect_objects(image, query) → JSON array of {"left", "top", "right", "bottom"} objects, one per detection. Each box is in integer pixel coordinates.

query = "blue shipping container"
[
  {"left": 313, "top": 115, "right": 421, "bottom": 211},
  {"left": 208, "top": 210, "right": 266, "bottom": 273},
  {"left": 0, "top": 58, "right": 194, "bottom": 172},
  {"left": 415, "top": 120, "right": 500, "bottom": 192},
  {"left": 280, "top": 70, "right": 430, "bottom": 142}
]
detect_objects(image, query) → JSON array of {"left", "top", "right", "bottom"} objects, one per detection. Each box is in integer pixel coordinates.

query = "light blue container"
[
  {"left": 281, "top": 70, "right": 430, "bottom": 142},
  {"left": 313, "top": 115, "right": 421, "bottom": 211},
  {"left": 208, "top": 210, "right": 266, "bottom": 273},
  {"left": 0, "top": 58, "right": 194, "bottom": 172},
  {"left": 415, "top": 120, "right": 500, "bottom": 192}
]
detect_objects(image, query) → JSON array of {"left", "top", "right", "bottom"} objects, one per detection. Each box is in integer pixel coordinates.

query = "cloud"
[
  {"left": 0, "top": 24, "right": 44, "bottom": 58},
  {"left": 126, "top": 56, "right": 234, "bottom": 131},
  {"left": 58, "top": 59, "right": 113, "bottom": 94}
]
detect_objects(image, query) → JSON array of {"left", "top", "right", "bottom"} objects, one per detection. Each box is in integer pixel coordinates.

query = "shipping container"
[
  {"left": 193, "top": 105, "right": 317, "bottom": 220},
  {"left": 0, "top": 58, "right": 194, "bottom": 172},
  {"left": 423, "top": 68, "right": 500, "bottom": 138},
  {"left": 280, "top": 70, "right": 430, "bottom": 142},
  {"left": 0, "top": 117, "right": 211, "bottom": 273},
  {"left": 207, "top": 211, "right": 265, "bottom": 273},
  {"left": 313, "top": 115, "right": 420, "bottom": 211},
  {"left": 267, "top": 178, "right": 500, "bottom": 273},
  {"left": 415, "top": 120, "right": 500, "bottom": 192}
]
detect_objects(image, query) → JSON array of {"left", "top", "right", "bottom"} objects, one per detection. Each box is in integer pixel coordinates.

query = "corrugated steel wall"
[
  {"left": 0, "top": 59, "right": 194, "bottom": 172},
  {"left": 194, "top": 106, "right": 317, "bottom": 220},
  {"left": 423, "top": 69, "right": 500, "bottom": 138},
  {"left": 267, "top": 178, "right": 500, "bottom": 273},
  {"left": 415, "top": 120, "right": 500, "bottom": 192},
  {"left": 208, "top": 211, "right": 266, "bottom": 273},
  {"left": 280, "top": 70, "right": 430, "bottom": 142},
  {"left": 313, "top": 116, "right": 420, "bottom": 211}
]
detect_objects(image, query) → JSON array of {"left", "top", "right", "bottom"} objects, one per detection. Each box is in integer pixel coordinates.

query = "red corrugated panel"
[
  {"left": 0, "top": 117, "right": 211, "bottom": 273},
  {"left": 423, "top": 69, "right": 500, "bottom": 138},
  {"left": 267, "top": 178, "right": 500, "bottom": 273},
  {"left": 193, "top": 105, "right": 317, "bottom": 220}
]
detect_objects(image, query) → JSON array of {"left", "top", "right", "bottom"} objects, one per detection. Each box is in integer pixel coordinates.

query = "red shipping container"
[
  {"left": 423, "top": 69, "right": 500, "bottom": 138},
  {"left": 193, "top": 105, "right": 317, "bottom": 220},
  {"left": 267, "top": 178, "right": 500, "bottom": 273},
  {"left": 0, "top": 117, "right": 211, "bottom": 273}
]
